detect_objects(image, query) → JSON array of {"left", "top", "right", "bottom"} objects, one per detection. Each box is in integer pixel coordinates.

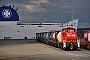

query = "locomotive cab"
[{"left": 61, "top": 27, "right": 79, "bottom": 50}]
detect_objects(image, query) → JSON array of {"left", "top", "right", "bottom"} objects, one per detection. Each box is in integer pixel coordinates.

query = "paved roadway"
[{"left": 0, "top": 39, "right": 90, "bottom": 60}]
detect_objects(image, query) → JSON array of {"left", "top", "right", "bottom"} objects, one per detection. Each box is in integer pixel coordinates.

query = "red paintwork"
[
  {"left": 81, "top": 30, "right": 90, "bottom": 49},
  {"left": 62, "top": 28, "right": 77, "bottom": 43}
]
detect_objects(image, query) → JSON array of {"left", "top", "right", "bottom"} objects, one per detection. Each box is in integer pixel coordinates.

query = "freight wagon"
[
  {"left": 80, "top": 30, "right": 90, "bottom": 49},
  {"left": 36, "top": 27, "right": 80, "bottom": 50}
]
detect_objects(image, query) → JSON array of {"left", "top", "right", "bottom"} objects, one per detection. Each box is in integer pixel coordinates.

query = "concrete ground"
[{"left": 0, "top": 40, "right": 90, "bottom": 60}]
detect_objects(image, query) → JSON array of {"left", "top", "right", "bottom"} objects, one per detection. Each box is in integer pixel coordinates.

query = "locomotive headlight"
[
  {"left": 67, "top": 34, "right": 70, "bottom": 36},
  {"left": 72, "top": 34, "right": 75, "bottom": 36}
]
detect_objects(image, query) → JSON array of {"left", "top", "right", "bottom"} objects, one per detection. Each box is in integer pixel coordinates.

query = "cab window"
[
  {"left": 63, "top": 29, "right": 67, "bottom": 32},
  {"left": 70, "top": 29, "right": 74, "bottom": 32}
]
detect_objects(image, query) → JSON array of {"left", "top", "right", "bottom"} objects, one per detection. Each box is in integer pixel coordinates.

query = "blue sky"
[{"left": 0, "top": 0, "right": 90, "bottom": 23}]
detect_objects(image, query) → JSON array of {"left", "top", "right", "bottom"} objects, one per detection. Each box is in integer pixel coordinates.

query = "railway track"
[
  {"left": 42, "top": 43, "right": 90, "bottom": 57},
  {"left": 64, "top": 49, "right": 90, "bottom": 57}
]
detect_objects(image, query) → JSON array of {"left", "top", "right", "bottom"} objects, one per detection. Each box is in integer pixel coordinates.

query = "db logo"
[{"left": 2, "top": 9, "right": 12, "bottom": 18}]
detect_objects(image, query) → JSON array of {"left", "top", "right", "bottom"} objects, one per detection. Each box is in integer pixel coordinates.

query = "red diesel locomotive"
[{"left": 59, "top": 27, "right": 80, "bottom": 50}]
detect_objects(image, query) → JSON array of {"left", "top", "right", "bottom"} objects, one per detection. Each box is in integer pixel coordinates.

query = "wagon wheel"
[
  {"left": 60, "top": 44, "right": 63, "bottom": 50},
  {"left": 55, "top": 42, "right": 58, "bottom": 48},
  {"left": 46, "top": 41, "right": 49, "bottom": 45}
]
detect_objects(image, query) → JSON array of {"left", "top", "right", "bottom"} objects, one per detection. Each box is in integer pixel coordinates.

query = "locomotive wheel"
[
  {"left": 74, "top": 45, "right": 78, "bottom": 50},
  {"left": 65, "top": 46, "right": 69, "bottom": 51},
  {"left": 74, "top": 47, "right": 77, "bottom": 50}
]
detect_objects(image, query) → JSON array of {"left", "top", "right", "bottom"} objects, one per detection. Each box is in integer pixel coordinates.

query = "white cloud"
[
  {"left": 6, "top": 0, "right": 50, "bottom": 13},
  {"left": 18, "top": 0, "right": 50, "bottom": 13},
  {"left": 24, "top": 4, "right": 46, "bottom": 12},
  {"left": 24, "top": 0, "right": 50, "bottom": 13},
  {"left": 30, "top": 0, "right": 49, "bottom": 6},
  {"left": 8, "top": 3, "right": 46, "bottom": 13}
]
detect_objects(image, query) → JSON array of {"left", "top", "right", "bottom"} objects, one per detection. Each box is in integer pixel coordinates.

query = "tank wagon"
[
  {"left": 80, "top": 30, "right": 90, "bottom": 49},
  {"left": 36, "top": 27, "right": 80, "bottom": 50}
]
